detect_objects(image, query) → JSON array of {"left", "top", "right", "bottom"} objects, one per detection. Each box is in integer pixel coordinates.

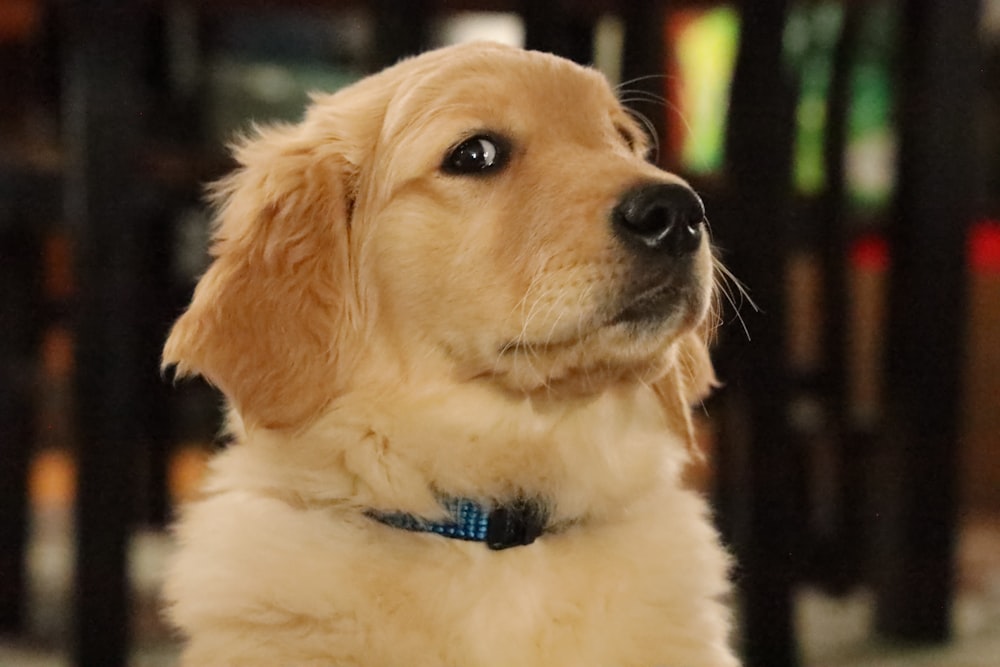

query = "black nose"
[{"left": 612, "top": 183, "right": 706, "bottom": 256}]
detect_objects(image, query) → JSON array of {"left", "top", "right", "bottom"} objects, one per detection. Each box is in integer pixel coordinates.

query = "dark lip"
[
  {"left": 497, "top": 262, "right": 703, "bottom": 354},
  {"left": 610, "top": 282, "right": 683, "bottom": 326},
  {"left": 499, "top": 332, "right": 588, "bottom": 355},
  {"left": 498, "top": 284, "right": 685, "bottom": 355}
]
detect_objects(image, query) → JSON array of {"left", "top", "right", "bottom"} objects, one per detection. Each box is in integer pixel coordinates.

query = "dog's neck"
[{"left": 223, "top": 379, "right": 687, "bottom": 535}]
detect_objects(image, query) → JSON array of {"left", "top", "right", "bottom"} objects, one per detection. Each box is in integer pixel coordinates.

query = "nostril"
[{"left": 613, "top": 183, "right": 706, "bottom": 256}]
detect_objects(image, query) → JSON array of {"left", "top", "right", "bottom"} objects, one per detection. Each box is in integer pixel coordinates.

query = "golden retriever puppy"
[{"left": 163, "top": 41, "right": 738, "bottom": 667}]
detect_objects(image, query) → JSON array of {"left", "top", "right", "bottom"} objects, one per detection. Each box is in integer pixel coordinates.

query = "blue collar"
[{"left": 368, "top": 497, "right": 550, "bottom": 550}]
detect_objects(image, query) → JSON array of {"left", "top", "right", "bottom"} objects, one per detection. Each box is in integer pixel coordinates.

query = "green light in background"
[{"left": 671, "top": 6, "right": 740, "bottom": 175}]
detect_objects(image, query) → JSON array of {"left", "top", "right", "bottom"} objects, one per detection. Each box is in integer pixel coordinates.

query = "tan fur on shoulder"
[{"left": 163, "top": 42, "right": 739, "bottom": 667}]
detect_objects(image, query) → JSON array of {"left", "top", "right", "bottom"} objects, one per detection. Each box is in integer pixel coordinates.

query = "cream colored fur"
[{"left": 163, "top": 42, "right": 740, "bottom": 667}]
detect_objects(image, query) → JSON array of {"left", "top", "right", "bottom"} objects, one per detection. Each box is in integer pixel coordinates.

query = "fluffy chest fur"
[{"left": 166, "top": 385, "right": 736, "bottom": 667}]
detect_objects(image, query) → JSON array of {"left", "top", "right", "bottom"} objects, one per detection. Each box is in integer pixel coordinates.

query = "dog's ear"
[
  {"left": 653, "top": 326, "right": 718, "bottom": 453},
  {"left": 163, "top": 122, "right": 361, "bottom": 430}
]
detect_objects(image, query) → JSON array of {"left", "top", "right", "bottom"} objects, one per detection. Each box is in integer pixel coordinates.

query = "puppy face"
[
  {"left": 164, "top": 43, "right": 715, "bottom": 429},
  {"left": 360, "top": 48, "right": 713, "bottom": 393}
]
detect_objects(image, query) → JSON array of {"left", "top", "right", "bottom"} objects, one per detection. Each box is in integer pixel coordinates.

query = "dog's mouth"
[
  {"left": 481, "top": 277, "right": 708, "bottom": 395},
  {"left": 609, "top": 282, "right": 687, "bottom": 327},
  {"left": 499, "top": 280, "right": 699, "bottom": 357}
]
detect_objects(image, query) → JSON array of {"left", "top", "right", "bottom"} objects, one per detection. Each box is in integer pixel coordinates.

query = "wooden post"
[
  {"left": 523, "top": 2, "right": 594, "bottom": 65},
  {"left": 371, "top": 0, "right": 429, "bottom": 71},
  {"left": 63, "top": 1, "right": 148, "bottom": 664},
  {"left": 874, "top": 0, "right": 980, "bottom": 642},
  {"left": 715, "top": 1, "right": 800, "bottom": 665},
  {"left": 0, "top": 185, "right": 42, "bottom": 633},
  {"left": 812, "top": 0, "right": 866, "bottom": 592},
  {"left": 620, "top": 0, "right": 666, "bottom": 166}
]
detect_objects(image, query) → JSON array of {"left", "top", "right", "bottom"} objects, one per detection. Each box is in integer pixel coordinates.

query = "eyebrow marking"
[{"left": 615, "top": 124, "right": 638, "bottom": 151}]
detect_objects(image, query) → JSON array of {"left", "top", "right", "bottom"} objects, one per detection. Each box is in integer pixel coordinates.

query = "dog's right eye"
[{"left": 442, "top": 135, "right": 508, "bottom": 175}]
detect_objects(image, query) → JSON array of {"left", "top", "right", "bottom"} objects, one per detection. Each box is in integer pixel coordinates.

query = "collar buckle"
[{"left": 486, "top": 500, "right": 547, "bottom": 550}]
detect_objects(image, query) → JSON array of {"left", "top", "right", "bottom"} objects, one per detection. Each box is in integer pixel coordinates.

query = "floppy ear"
[
  {"left": 163, "top": 123, "right": 360, "bottom": 430},
  {"left": 653, "top": 326, "right": 719, "bottom": 453}
]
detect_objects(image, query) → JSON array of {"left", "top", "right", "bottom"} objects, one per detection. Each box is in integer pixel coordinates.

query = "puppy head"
[
  {"left": 164, "top": 42, "right": 717, "bottom": 430},
  {"left": 360, "top": 45, "right": 717, "bottom": 395}
]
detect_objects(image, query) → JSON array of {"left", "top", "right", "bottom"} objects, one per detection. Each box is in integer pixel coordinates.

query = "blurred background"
[{"left": 0, "top": 1, "right": 997, "bottom": 666}]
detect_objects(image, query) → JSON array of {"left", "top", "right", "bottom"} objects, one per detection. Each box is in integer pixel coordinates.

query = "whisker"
[
  {"left": 713, "top": 257, "right": 756, "bottom": 341},
  {"left": 540, "top": 286, "right": 574, "bottom": 349},
  {"left": 576, "top": 284, "right": 598, "bottom": 390},
  {"left": 617, "top": 89, "right": 696, "bottom": 154},
  {"left": 493, "top": 272, "right": 548, "bottom": 376},
  {"left": 618, "top": 89, "right": 668, "bottom": 105},
  {"left": 624, "top": 107, "right": 661, "bottom": 163},
  {"left": 715, "top": 259, "right": 756, "bottom": 312},
  {"left": 615, "top": 74, "right": 669, "bottom": 92}
]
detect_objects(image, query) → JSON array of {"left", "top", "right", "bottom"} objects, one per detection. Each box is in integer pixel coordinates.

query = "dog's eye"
[
  {"left": 616, "top": 125, "right": 636, "bottom": 151},
  {"left": 442, "top": 135, "right": 507, "bottom": 175}
]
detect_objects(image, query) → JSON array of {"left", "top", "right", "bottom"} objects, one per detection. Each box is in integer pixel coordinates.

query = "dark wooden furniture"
[
  {"left": 713, "top": 2, "right": 981, "bottom": 666},
  {"left": 875, "top": 0, "right": 979, "bottom": 641}
]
